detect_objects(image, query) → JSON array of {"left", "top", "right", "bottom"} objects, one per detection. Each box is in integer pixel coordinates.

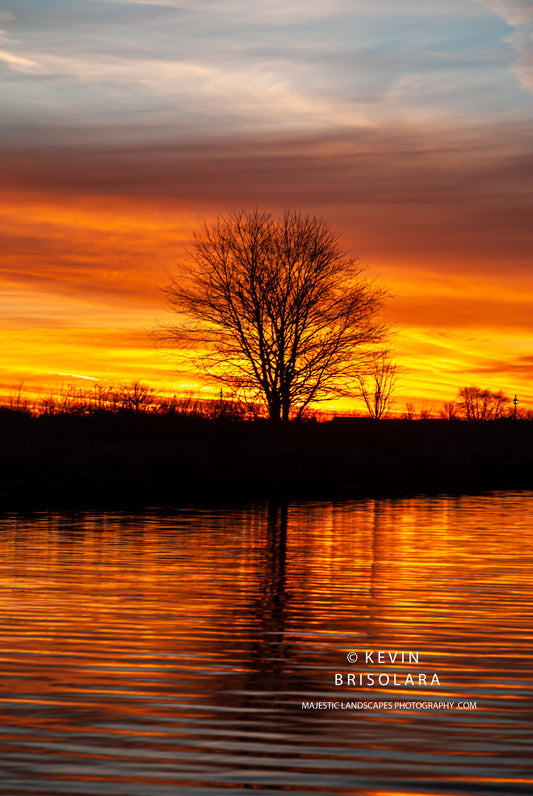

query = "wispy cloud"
[
  {"left": 476, "top": 0, "right": 533, "bottom": 89},
  {"left": 98, "top": 0, "right": 350, "bottom": 19},
  {"left": 477, "top": 0, "right": 533, "bottom": 26},
  {"left": 3, "top": 50, "right": 370, "bottom": 133},
  {"left": 0, "top": 31, "right": 38, "bottom": 71},
  {"left": 0, "top": 47, "right": 37, "bottom": 70},
  {"left": 0, "top": 0, "right": 525, "bottom": 148},
  {"left": 100, "top": 0, "right": 482, "bottom": 16},
  {"left": 1, "top": 116, "right": 531, "bottom": 280}
]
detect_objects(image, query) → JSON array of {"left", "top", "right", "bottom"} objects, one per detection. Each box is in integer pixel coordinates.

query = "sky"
[{"left": 1, "top": 0, "right": 532, "bottom": 413}]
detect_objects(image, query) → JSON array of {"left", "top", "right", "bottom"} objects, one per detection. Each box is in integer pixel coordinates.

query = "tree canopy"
[{"left": 163, "top": 209, "right": 388, "bottom": 421}]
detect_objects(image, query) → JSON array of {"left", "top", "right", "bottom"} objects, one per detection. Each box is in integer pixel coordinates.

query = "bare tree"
[
  {"left": 117, "top": 381, "right": 156, "bottom": 412},
  {"left": 162, "top": 209, "right": 388, "bottom": 421},
  {"left": 457, "top": 386, "right": 509, "bottom": 421},
  {"left": 403, "top": 402, "right": 415, "bottom": 420},
  {"left": 357, "top": 350, "right": 399, "bottom": 419},
  {"left": 440, "top": 401, "right": 458, "bottom": 420}
]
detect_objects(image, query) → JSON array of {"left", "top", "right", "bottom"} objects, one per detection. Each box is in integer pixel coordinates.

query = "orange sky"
[
  {"left": 2, "top": 180, "right": 531, "bottom": 414},
  {"left": 1, "top": 1, "right": 532, "bottom": 415}
]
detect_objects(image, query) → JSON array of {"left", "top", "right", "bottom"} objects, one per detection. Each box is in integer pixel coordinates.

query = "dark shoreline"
[{"left": 1, "top": 410, "right": 532, "bottom": 511}]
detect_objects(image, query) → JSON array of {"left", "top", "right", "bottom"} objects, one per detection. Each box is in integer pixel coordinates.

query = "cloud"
[
  {"left": 476, "top": 0, "right": 533, "bottom": 89},
  {"left": 6, "top": 50, "right": 369, "bottom": 132},
  {"left": 0, "top": 0, "right": 522, "bottom": 143},
  {"left": 0, "top": 30, "right": 39, "bottom": 71},
  {"left": 508, "top": 30, "right": 533, "bottom": 88},
  {"left": 1, "top": 117, "right": 531, "bottom": 287},
  {"left": 98, "top": 0, "right": 350, "bottom": 19},
  {"left": 476, "top": 354, "right": 533, "bottom": 375},
  {"left": 477, "top": 0, "right": 533, "bottom": 26},
  {"left": 0, "top": 47, "right": 38, "bottom": 70},
  {"left": 392, "top": 294, "right": 533, "bottom": 332},
  {"left": 100, "top": 0, "right": 482, "bottom": 16}
]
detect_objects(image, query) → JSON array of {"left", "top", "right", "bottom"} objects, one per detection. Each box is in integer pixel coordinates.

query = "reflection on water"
[{"left": 0, "top": 492, "right": 532, "bottom": 795}]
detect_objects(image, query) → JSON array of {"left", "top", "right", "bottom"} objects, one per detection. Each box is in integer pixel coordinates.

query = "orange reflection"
[{"left": 0, "top": 495, "right": 532, "bottom": 792}]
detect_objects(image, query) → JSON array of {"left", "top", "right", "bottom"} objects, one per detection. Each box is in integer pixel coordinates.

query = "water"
[{"left": 0, "top": 492, "right": 532, "bottom": 795}]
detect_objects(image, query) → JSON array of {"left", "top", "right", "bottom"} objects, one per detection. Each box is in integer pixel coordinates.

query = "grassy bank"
[{"left": 1, "top": 408, "right": 532, "bottom": 510}]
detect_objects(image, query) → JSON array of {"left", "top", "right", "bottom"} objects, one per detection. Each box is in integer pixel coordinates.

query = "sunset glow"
[{"left": 1, "top": 0, "right": 532, "bottom": 413}]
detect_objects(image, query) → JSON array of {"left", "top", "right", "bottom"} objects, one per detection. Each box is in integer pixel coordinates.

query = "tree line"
[
  {"left": 4, "top": 380, "right": 530, "bottom": 421},
  {"left": 4, "top": 382, "right": 246, "bottom": 420},
  {"left": 439, "top": 387, "right": 529, "bottom": 421}
]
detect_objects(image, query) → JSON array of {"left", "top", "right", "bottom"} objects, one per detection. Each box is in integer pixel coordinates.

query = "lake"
[{"left": 0, "top": 491, "right": 532, "bottom": 795}]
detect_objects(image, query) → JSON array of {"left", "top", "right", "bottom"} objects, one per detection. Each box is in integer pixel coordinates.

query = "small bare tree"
[
  {"left": 162, "top": 209, "right": 388, "bottom": 421},
  {"left": 440, "top": 401, "right": 458, "bottom": 420},
  {"left": 357, "top": 350, "right": 398, "bottom": 419},
  {"left": 7, "top": 383, "right": 30, "bottom": 413},
  {"left": 117, "top": 381, "right": 156, "bottom": 412}
]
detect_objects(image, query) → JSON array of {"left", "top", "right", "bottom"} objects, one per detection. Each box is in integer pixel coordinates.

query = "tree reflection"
[
  {"left": 214, "top": 501, "right": 319, "bottom": 732},
  {"left": 249, "top": 500, "right": 290, "bottom": 679}
]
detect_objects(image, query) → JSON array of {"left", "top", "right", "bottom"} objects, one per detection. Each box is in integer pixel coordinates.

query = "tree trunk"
[{"left": 268, "top": 396, "right": 282, "bottom": 422}]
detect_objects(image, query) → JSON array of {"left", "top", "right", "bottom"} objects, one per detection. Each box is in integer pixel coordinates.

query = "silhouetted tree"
[
  {"left": 357, "top": 350, "right": 398, "bottom": 419},
  {"left": 403, "top": 402, "right": 415, "bottom": 420},
  {"left": 457, "top": 386, "right": 509, "bottom": 421},
  {"left": 440, "top": 401, "right": 458, "bottom": 420},
  {"left": 117, "top": 381, "right": 156, "bottom": 412},
  {"left": 162, "top": 209, "right": 388, "bottom": 421}
]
